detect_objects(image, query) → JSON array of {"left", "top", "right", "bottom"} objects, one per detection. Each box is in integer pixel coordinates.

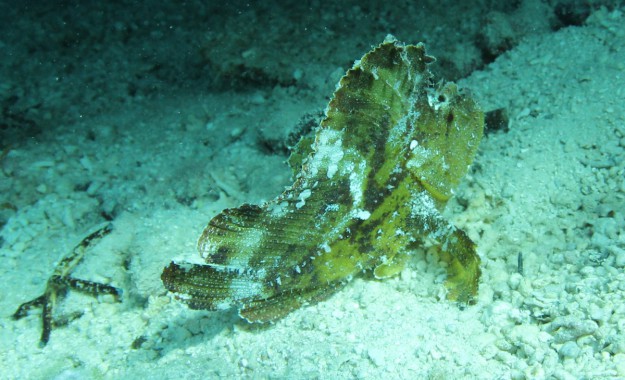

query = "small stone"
[
  {"left": 331, "top": 309, "right": 344, "bottom": 319},
  {"left": 474, "top": 332, "right": 498, "bottom": 359},
  {"left": 588, "top": 302, "right": 610, "bottom": 323},
  {"left": 609, "top": 245, "right": 625, "bottom": 267},
  {"left": 524, "top": 364, "right": 545, "bottom": 380},
  {"left": 508, "top": 273, "right": 523, "bottom": 290},
  {"left": 618, "top": 178, "right": 625, "bottom": 194},
  {"left": 558, "top": 341, "right": 580, "bottom": 359},
  {"left": 241, "top": 48, "right": 255, "bottom": 59},
  {"left": 79, "top": 156, "right": 93, "bottom": 171},
  {"left": 400, "top": 268, "right": 412, "bottom": 282},
  {"left": 548, "top": 316, "right": 598, "bottom": 343},
  {"left": 615, "top": 354, "right": 625, "bottom": 376},
  {"left": 230, "top": 127, "right": 244, "bottom": 138},
  {"left": 481, "top": 300, "right": 518, "bottom": 326},
  {"left": 86, "top": 180, "right": 103, "bottom": 195},
  {"left": 563, "top": 140, "right": 577, "bottom": 153},
  {"left": 368, "top": 347, "right": 386, "bottom": 367},
  {"left": 250, "top": 92, "right": 266, "bottom": 105},
  {"left": 508, "top": 324, "right": 541, "bottom": 347}
]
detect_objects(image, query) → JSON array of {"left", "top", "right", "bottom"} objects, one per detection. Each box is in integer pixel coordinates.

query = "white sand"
[{"left": 1, "top": 3, "right": 625, "bottom": 379}]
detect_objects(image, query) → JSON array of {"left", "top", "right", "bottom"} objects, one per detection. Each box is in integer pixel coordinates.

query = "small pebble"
[
  {"left": 293, "top": 68, "right": 303, "bottom": 81},
  {"left": 508, "top": 273, "right": 523, "bottom": 290},
  {"left": 615, "top": 354, "right": 625, "bottom": 376},
  {"left": 80, "top": 156, "right": 93, "bottom": 171},
  {"left": 609, "top": 245, "right": 625, "bottom": 267},
  {"left": 250, "top": 92, "right": 266, "bottom": 105},
  {"left": 368, "top": 347, "right": 386, "bottom": 367},
  {"left": 559, "top": 341, "right": 580, "bottom": 359},
  {"left": 549, "top": 316, "right": 598, "bottom": 343}
]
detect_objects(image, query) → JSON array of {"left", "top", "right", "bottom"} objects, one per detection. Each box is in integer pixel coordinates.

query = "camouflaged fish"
[{"left": 162, "top": 35, "right": 484, "bottom": 322}]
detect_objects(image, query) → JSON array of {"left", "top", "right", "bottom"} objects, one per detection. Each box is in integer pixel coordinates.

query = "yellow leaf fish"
[{"left": 162, "top": 35, "right": 484, "bottom": 322}]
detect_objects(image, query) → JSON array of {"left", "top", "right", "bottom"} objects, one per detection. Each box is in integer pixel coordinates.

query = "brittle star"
[{"left": 13, "top": 224, "right": 122, "bottom": 347}]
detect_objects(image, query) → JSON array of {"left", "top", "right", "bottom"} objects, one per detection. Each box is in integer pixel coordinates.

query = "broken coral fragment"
[
  {"left": 13, "top": 224, "right": 122, "bottom": 346},
  {"left": 162, "top": 35, "right": 484, "bottom": 322}
]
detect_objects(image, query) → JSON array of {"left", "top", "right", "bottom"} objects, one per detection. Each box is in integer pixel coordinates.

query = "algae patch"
[{"left": 162, "top": 35, "right": 484, "bottom": 322}]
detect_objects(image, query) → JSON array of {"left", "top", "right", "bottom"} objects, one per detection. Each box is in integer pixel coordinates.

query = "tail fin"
[{"left": 161, "top": 262, "right": 265, "bottom": 311}]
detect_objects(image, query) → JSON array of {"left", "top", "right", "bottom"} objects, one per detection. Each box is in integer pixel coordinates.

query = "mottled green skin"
[{"left": 162, "top": 37, "right": 484, "bottom": 322}]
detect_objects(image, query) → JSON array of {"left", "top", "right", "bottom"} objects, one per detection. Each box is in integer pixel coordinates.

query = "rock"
[
  {"left": 367, "top": 347, "right": 386, "bottom": 367},
  {"left": 615, "top": 354, "right": 625, "bottom": 376},
  {"left": 608, "top": 245, "right": 625, "bottom": 267},
  {"left": 546, "top": 315, "right": 598, "bottom": 343},
  {"left": 558, "top": 341, "right": 580, "bottom": 359}
]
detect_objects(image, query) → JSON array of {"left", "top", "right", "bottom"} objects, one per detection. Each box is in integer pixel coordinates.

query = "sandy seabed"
[{"left": 1, "top": 1, "right": 625, "bottom": 379}]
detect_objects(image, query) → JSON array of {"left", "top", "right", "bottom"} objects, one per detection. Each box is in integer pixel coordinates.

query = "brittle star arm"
[{"left": 12, "top": 224, "right": 122, "bottom": 347}]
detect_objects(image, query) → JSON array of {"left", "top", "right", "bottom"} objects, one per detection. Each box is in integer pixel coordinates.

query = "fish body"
[{"left": 162, "top": 36, "right": 483, "bottom": 322}]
